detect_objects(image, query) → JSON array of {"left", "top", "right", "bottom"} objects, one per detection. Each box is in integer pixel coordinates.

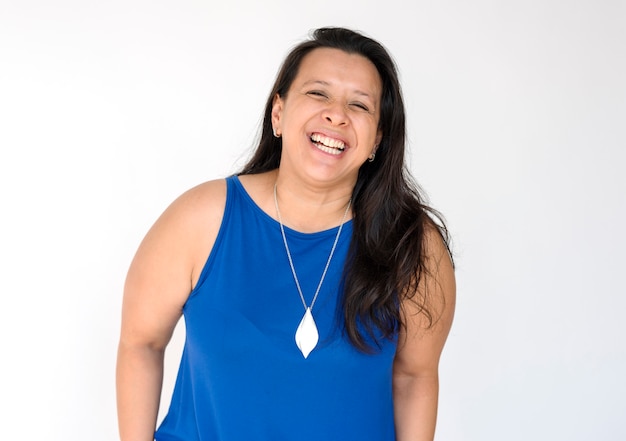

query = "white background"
[{"left": 1, "top": 0, "right": 624, "bottom": 440}]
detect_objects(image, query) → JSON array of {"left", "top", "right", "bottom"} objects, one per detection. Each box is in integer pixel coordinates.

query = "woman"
[{"left": 117, "top": 27, "right": 455, "bottom": 441}]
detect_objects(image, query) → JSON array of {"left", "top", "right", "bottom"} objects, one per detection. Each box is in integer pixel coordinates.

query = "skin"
[
  {"left": 393, "top": 228, "right": 456, "bottom": 441},
  {"left": 116, "top": 47, "right": 455, "bottom": 441}
]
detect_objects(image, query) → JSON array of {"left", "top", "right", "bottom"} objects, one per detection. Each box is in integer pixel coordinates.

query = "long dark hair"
[{"left": 240, "top": 27, "right": 451, "bottom": 352}]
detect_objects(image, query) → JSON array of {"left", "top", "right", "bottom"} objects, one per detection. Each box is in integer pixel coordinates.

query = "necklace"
[{"left": 273, "top": 184, "right": 351, "bottom": 358}]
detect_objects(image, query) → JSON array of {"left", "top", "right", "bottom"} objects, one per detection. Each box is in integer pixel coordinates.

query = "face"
[{"left": 272, "top": 47, "right": 383, "bottom": 187}]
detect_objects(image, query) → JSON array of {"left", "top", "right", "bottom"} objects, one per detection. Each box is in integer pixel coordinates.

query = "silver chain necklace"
[{"left": 273, "top": 184, "right": 352, "bottom": 358}]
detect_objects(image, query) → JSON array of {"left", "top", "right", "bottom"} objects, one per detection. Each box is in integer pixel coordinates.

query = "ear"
[
  {"left": 271, "top": 93, "right": 284, "bottom": 135},
  {"left": 374, "top": 129, "right": 383, "bottom": 151}
]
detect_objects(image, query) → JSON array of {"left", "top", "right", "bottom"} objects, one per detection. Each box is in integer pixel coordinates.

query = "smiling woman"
[
  {"left": 116, "top": 27, "right": 455, "bottom": 441},
  {"left": 271, "top": 47, "right": 382, "bottom": 187}
]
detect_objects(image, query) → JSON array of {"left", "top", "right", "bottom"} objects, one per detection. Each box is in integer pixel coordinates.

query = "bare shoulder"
[
  {"left": 393, "top": 222, "right": 456, "bottom": 374},
  {"left": 422, "top": 222, "right": 454, "bottom": 274},
  {"left": 120, "top": 179, "right": 228, "bottom": 349},
  {"left": 413, "top": 222, "right": 456, "bottom": 331},
  {"left": 168, "top": 178, "right": 227, "bottom": 222},
  {"left": 149, "top": 179, "right": 227, "bottom": 251},
  {"left": 164, "top": 178, "right": 228, "bottom": 283},
  {"left": 128, "top": 178, "right": 228, "bottom": 298},
  {"left": 136, "top": 177, "right": 227, "bottom": 242}
]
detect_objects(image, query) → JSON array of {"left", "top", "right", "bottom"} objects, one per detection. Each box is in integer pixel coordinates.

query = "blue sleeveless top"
[{"left": 155, "top": 176, "right": 397, "bottom": 441}]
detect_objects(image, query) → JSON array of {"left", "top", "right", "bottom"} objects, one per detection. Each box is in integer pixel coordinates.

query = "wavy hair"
[{"left": 240, "top": 27, "right": 451, "bottom": 351}]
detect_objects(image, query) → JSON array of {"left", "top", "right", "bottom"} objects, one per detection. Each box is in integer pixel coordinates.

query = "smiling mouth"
[{"left": 310, "top": 133, "right": 346, "bottom": 155}]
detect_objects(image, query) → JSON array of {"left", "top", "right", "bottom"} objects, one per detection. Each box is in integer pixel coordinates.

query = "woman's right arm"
[{"left": 116, "top": 180, "right": 226, "bottom": 441}]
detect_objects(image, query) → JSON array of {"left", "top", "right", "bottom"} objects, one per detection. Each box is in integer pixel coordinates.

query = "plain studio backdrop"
[{"left": 1, "top": 0, "right": 624, "bottom": 440}]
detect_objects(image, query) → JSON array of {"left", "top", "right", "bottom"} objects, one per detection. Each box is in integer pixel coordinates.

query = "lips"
[{"left": 310, "top": 133, "right": 346, "bottom": 156}]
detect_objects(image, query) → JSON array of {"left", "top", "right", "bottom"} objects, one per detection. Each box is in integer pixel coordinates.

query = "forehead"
[{"left": 293, "top": 48, "right": 382, "bottom": 99}]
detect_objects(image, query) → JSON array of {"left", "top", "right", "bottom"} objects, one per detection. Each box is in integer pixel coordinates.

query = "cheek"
[
  {"left": 281, "top": 102, "right": 314, "bottom": 128},
  {"left": 357, "top": 119, "right": 380, "bottom": 142}
]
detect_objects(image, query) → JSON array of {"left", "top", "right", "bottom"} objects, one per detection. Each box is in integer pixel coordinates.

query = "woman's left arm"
[{"left": 393, "top": 229, "right": 456, "bottom": 441}]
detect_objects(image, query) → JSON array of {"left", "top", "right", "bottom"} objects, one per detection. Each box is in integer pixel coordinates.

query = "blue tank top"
[{"left": 155, "top": 176, "right": 397, "bottom": 441}]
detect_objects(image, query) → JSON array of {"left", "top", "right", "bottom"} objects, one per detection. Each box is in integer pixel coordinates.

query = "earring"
[
  {"left": 368, "top": 152, "right": 376, "bottom": 162},
  {"left": 273, "top": 128, "right": 281, "bottom": 138}
]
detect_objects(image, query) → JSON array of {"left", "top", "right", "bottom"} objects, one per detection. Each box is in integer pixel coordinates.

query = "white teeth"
[
  {"left": 315, "top": 144, "right": 343, "bottom": 155},
  {"left": 311, "top": 133, "right": 345, "bottom": 150}
]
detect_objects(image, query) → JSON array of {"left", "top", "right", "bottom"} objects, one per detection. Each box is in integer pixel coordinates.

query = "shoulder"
[
  {"left": 142, "top": 177, "right": 227, "bottom": 234},
  {"left": 393, "top": 221, "right": 455, "bottom": 374},
  {"left": 150, "top": 178, "right": 228, "bottom": 246},
  {"left": 122, "top": 179, "right": 228, "bottom": 329},
  {"left": 403, "top": 219, "right": 455, "bottom": 333},
  {"left": 134, "top": 178, "right": 228, "bottom": 288},
  {"left": 421, "top": 220, "right": 453, "bottom": 267},
  {"left": 121, "top": 179, "right": 229, "bottom": 348},
  {"left": 418, "top": 219, "right": 455, "bottom": 307},
  {"left": 172, "top": 178, "right": 228, "bottom": 267},
  {"left": 170, "top": 178, "right": 227, "bottom": 218}
]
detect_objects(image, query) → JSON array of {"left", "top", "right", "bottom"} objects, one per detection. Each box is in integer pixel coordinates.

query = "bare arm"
[
  {"left": 393, "top": 228, "right": 456, "bottom": 441},
  {"left": 116, "top": 180, "right": 225, "bottom": 441}
]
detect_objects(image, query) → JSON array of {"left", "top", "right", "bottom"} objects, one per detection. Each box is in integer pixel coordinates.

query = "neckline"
[{"left": 232, "top": 175, "right": 353, "bottom": 238}]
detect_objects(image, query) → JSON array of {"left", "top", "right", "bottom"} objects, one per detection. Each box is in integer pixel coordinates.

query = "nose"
[{"left": 322, "top": 101, "right": 348, "bottom": 126}]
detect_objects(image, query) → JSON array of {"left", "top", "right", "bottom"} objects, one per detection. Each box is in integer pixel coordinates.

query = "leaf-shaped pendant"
[{"left": 295, "top": 307, "right": 319, "bottom": 358}]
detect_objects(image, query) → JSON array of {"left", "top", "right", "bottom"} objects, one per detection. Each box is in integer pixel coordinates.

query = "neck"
[{"left": 273, "top": 171, "right": 354, "bottom": 233}]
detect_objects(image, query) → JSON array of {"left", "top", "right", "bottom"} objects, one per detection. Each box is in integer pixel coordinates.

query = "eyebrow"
[{"left": 301, "top": 80, "right": 375, "bottom": 100}]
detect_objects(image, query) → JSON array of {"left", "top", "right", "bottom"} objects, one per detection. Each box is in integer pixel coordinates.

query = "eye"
[
  {"left": 306, "top": 90, "right": 328, "bottom": 99},
  {"left": 349, "top": 102, "right": 370, "bottom": 112}
]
